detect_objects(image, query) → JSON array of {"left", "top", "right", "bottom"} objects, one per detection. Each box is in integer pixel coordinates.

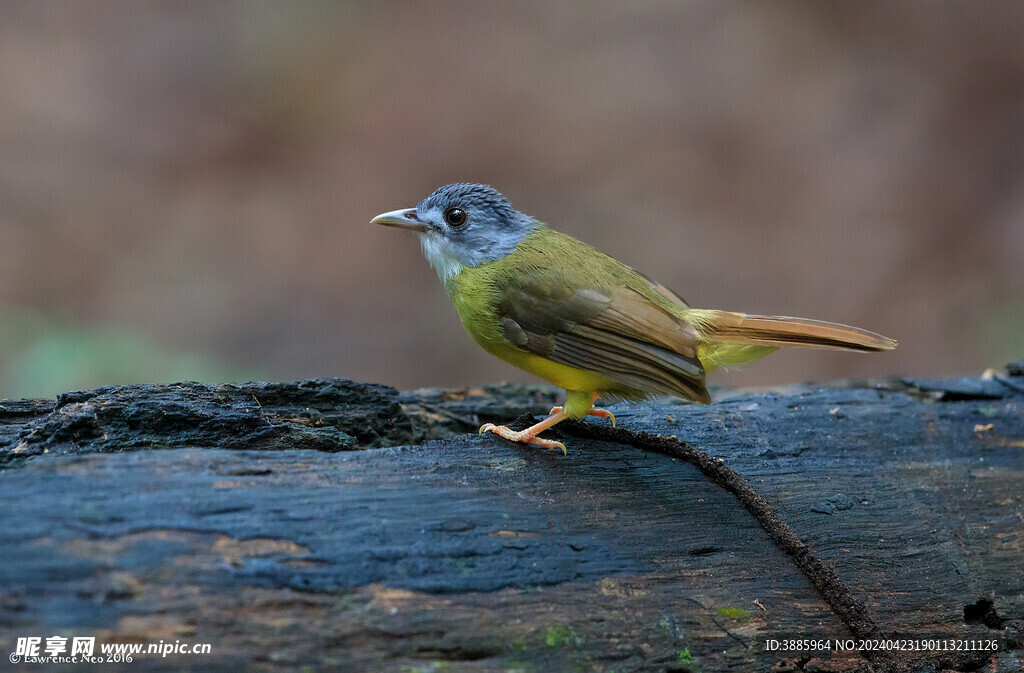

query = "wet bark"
[{"left": 1, "top": 366, "right": 1022, "bottom": 672}]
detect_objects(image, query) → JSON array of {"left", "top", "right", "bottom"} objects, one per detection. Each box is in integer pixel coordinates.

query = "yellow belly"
[
  {"left": 445, "top": 249, "right": 619, "bottom": 414},
  {"left": 484, "top": 340, "right": 618, "bottom": 392},
  {"left": 475, "top": 339, "right": 615, "bottom": 418}
]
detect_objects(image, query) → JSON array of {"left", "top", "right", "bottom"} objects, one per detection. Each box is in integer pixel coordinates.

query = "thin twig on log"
[{"left": 556, "top": 419, "right": 996, "bottom": 673}]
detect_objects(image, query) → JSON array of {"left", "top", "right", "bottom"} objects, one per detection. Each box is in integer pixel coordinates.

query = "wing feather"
[{"left": 497, "top": 271, "right": 708, "bottom": 402}]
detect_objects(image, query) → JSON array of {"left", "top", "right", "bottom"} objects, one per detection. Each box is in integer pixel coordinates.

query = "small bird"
[{"left": 372, "top": 183, "right": 896, "bottom": 453}]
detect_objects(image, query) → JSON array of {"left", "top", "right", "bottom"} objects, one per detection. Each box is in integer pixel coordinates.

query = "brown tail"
[{"left": 699, "top": 311, "right": 897, "bottom": 352}]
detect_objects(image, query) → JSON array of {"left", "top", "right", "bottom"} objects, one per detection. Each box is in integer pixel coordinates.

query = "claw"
[
  {"left": 479, "top": 423, "right": 567, "bottom": 455},
  {"left": 589, "top": 408, "right": 616, "bottom": 427}
]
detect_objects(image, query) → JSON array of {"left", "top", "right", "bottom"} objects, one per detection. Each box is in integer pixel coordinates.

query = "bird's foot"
[
  {"left": 479, "top": 423, "right": 567, "bottom": 455},
  {"left": 548, "top": 406, "right": 616, "bottom": 427}
]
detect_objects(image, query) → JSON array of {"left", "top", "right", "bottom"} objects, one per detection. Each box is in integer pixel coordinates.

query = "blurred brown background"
[{"left": 1, "top": 1, "right": 1022, "bottom": 399}]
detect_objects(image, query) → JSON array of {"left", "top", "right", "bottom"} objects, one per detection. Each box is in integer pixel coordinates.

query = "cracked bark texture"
[{"left": 0, "top": 366, "right": 1022, "bottom": 672}]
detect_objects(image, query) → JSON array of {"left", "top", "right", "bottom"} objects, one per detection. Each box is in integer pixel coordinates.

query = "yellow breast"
[{"left": 445, "top": 256, "right": 617, "bottom": 394}]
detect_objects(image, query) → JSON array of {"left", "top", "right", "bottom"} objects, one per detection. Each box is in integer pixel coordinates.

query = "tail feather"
[{"left": 693, "top": 311, "right": 898, "bottom": 353}]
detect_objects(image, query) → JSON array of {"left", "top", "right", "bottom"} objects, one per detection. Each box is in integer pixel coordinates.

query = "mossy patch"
[
  {"left": 717, "top": 607, "right": 751, "bottom": 621},
  {"left": 544, "top": 624, "right": 581, "bottom": 647},
  {"left": 399, "top": 663, "right": 451, "bottom": 673}
]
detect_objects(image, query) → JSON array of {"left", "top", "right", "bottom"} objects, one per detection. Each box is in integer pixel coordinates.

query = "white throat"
[{"left": 418, "top": 233, "right": 465, "bottom": 284}]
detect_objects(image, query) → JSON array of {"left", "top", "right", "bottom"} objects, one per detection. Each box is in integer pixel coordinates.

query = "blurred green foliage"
[
  {"left": 0, "top": 304, "right": 263, "bottom": 400},
  {"left": 980, "top": 302, "right": 1024, "bottom": 371}
]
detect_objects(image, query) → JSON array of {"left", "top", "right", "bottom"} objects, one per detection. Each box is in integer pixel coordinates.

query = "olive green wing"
[{"left": 496, "top": 267, "right": 710, "bottom": 403}]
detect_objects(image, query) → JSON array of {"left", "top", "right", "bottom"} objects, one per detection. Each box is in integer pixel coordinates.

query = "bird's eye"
[{"left": 444, "top": 207, "right": 467, "bottom": 227}]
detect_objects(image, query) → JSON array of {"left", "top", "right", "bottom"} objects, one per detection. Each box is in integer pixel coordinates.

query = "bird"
[{"left": 372, "top": 183, "right": 896, "bottom": 453}]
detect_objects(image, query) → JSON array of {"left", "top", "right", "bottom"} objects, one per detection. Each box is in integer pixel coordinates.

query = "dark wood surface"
[{"left": 0, "top": 367, "right": 1022, "bottom": 672}]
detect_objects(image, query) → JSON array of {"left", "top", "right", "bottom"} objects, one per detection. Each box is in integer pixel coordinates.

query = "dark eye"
[{"left": 444, "top": 207, "right": 467, "bottom": 227}]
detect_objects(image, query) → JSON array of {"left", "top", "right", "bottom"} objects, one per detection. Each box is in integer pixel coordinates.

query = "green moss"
[
  {"left": 717, "top": 607, "right": 751, "bottom": 621},
  {"left": 543, "top": 625, "right": 580, "bottom": 647},
  {"left": 677, "top": 647, "right": 693, "bottom": 662},
  {"left": 399, "top": 663, "right": 451, "bottom": 673}
]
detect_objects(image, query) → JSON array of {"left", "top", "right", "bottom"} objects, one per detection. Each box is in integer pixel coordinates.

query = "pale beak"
[{"left": 370, "top": 208, "right": 428, "bottom": 233}]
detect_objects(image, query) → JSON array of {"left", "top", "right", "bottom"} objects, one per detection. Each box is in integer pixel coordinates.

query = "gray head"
[{"left": 371, "top": 183, "right": 536, "bottom": 282}]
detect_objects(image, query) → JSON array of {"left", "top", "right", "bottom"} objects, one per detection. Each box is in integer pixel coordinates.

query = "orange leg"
[
  {"left": 548, "top": 406, "right": 616, "bottom": 427},
  {"left": 479, "top": 410, "right": 570, "bottom": 454},
  {"left": 480, "top": 393, "right": 615, "bottom": 454}
]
